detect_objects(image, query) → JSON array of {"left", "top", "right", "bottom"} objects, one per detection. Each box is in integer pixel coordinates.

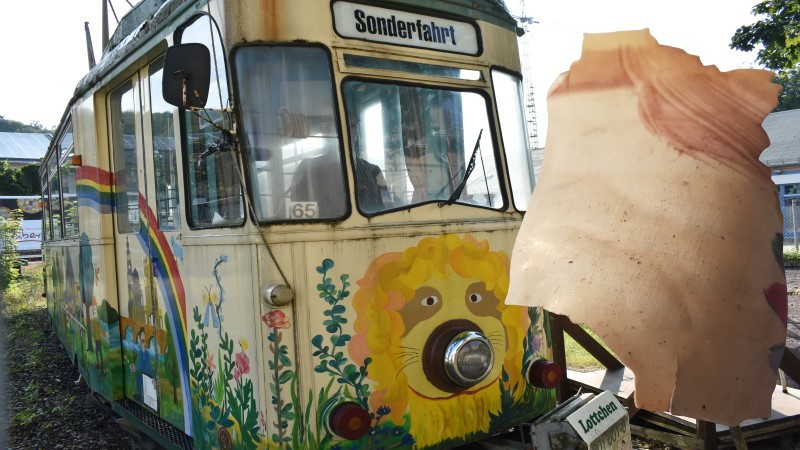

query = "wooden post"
[
  {"left": 548, "top": 312, "right": 570, "bottom": 403},
  {"left": 696, "top": 420, "right": 718, "bottom": 450}
]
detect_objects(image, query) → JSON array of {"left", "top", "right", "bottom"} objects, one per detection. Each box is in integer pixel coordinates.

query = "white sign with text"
[
  {"left": 566, "top": 390, "right": 632, "bottom": 450},
  {"left": 332, "top": 1, "right": 479, "bottom": 55}
]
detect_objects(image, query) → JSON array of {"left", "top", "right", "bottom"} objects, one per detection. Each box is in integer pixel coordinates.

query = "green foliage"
[
  {"left": 1, "top": 264, "right": 45, "bottom": 315},
  {"left": 784, "top": 249, "right": 800, "bottom": 262},
  {"left": 730, "top": 0, "right": 800, "bottom": 71},
  {"left": 307, "top": 259, "right": 414, "bottom": 449},
  {"left": 0, "top": 115, "right": 51, "bottom": 133},
  {"left": 0, "top": 161, "right": 41, "bottom": 196},
  {"left": 773, "top": 68, "right": 800, "bottom": 111},
  {"left": 0, "top": 210, "right": 23, "bottom": 289},
  {"left": 312, "top": 259, "right": 371, "bottom": 407}
]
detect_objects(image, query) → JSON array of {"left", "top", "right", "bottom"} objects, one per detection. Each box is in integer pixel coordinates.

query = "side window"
[
  {"left": 110, "top": 80, "right": 141, "bottom": 233},
  {"left": 60, "top": 124, "right": 79, "bottom": 238},
  {"left": 48, "top": 156, "right": 62, "bottom": 240},
  {"left": 178, "top": 14, "right": 244, "bottom": 227},
  {"left": 41, "top": 176, "right": 50, "bottom": 241},
  {"left": 148, "top": 58, "right": 181, "bottom": 230}
]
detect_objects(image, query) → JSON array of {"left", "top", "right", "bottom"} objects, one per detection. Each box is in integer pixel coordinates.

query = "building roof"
[
  {"left": 0, "top": 132, "right": 50, "bottom": 163},
  {"left": 760, "top": 109, "right": 800, "bottom": 168}
]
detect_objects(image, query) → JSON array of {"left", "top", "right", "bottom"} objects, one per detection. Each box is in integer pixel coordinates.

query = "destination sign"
[{"left": 332, "top": 2, "right": 480, "bottom": 55}]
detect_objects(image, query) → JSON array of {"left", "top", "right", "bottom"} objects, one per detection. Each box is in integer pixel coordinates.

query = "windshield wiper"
[{"left": 442, "top": 129, "right": 482, "bottom": 206}]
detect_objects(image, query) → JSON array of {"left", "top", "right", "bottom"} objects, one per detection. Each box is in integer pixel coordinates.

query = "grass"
[
  {"left": 1, "top": 263, "right": 48, "bottom": 428},
  {"left": 2, "top": 263, "right": 45, "bottom": 315},
  {"left": 564, "top": 325, "right": 615, "bottom": 372}
]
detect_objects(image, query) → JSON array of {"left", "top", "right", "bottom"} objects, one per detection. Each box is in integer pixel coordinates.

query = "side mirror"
[{"left": 162, "top": 43, "right": 211, "bottom": 108}]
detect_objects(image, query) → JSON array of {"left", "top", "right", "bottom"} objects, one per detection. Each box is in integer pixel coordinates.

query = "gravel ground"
[
  {"left": 1, "top": 272, "right": 799, "bottom": 449},
  {"left": 2, "top": 307, "right": 132, "bottom": 449}
]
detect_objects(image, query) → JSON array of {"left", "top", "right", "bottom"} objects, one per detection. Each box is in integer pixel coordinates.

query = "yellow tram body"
[{"left": 41, "top": 0, "right": 556, "bottom": 448}]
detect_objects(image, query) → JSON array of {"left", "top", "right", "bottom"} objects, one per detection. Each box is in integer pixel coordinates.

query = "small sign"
[
  {"left": 287, "top": 201, "right": 319, "bottom": 219},
  {"left": 142, "top": 373, "right": 159, "bottom": 411},
  {"left": 566, "top": 390, "right": 632, "bottom": 450},
  {"left": 332, "top": 1, "right": 480, "bottom": 55}
]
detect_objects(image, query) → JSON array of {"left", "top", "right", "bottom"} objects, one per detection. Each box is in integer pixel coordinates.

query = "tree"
[
  {"left": 774, "top": 67, "right": 800, "bottom": 111},
  {"left": 731, "top": 0, "right": 800, "bottom": 110},
  {"left": 0, "top": 115, "right": 51, "bottom": 133},
  {"left": 0, "top": 161, "right": 41, "bottom": 196}
]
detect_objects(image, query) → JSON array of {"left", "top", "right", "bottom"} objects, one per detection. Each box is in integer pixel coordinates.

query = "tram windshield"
[
  {"left": 236, "top": 46, "right": 347, "bottom": 222},
  {"left": 343, "top": 81, "right": 502, "bottom": 214}
]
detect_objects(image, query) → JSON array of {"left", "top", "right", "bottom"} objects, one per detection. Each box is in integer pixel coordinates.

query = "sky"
[{"left": 0, "top": 0, "right": 764, "bottom": 140}]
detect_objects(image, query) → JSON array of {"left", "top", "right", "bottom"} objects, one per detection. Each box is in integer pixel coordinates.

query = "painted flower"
[
  {"left": 529, "top": 334, "right": 542, "bottom": 354},
  {"left": 233, "top": 351, "right": 250, "bottom": 381},
  {"left": 259, "top": 410, "right": 267, "bottom": 430},
  {"left": 239, "top": 338, "right": 249, "bottom": 351},
  {"left": 205, "top": 354, "right": 216, "bottom": 371},
  {"left": 262, "top": 310, "right": 291, "bottom": 329}
]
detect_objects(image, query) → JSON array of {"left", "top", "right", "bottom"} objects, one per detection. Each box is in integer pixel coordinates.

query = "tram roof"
[{"left": 52, "top": 0, "right": 519, "bottom": 149}]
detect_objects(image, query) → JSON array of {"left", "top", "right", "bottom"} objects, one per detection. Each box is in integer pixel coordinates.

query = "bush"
[
  {"left": 784, "top": 250, "right": 800, "bottom": 263},
  {"left": 0, "top": 210, "right": 23, "bottom": 289}
]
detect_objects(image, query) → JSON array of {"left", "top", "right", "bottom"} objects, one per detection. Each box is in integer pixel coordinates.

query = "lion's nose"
[{"left": 422, "top": 320, "right": 495, "bottom": 392}]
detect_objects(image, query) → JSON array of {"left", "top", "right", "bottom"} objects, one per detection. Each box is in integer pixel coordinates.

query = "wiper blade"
[{"left": 442, "top": 129, "right": 482, "bottom": 206}]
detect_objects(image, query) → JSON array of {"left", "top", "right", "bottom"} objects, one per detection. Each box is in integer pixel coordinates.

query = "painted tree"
[{"left": 163, "top": 312, "right": 180, "bottom": 403}]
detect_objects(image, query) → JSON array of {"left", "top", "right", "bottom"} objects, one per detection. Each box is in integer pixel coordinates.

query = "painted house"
[{"left": 759, "top": 108, "right": 800, "bottom": 242}]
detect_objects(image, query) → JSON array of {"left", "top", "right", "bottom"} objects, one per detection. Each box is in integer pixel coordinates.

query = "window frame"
[
  {"left": 341, "top": 75, "right": 507, "bottom": 216},
  {"left": 58, "top": 122, "right": 80, "bottom": 239},
  {"left": 490, "top": 67, "right": 535, "bottom": 212},
  {"left": 174, "top": 12, "right": 245, "bottom": 229},
  {"left": 230, "top": 42, "right": 352, "bottom": 225}
]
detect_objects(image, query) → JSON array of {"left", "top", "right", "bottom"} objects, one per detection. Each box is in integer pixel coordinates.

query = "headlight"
[{"left": 444, "top": 331, "right": 494, "bottom": 387}]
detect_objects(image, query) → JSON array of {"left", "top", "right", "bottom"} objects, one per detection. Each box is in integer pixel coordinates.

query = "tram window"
[
  {"left": 344, "top": 54, "right": 482, "bottom": 81},
  {"left": 343, "top": 81, "right": 502, "bottom": 214},
  {"left": 179, "top": 14, "right": 244, "bottom": 228},
  {"left": 59, "top": 124, "right": 79, "bottom": 238},
  {"left": 148, "top": 59, "right": 181, "bottom": 230},
  {"left": 235, "top": 46, "right": 347, "bottom": 221},
  {"left": 492, "top": 70, "right": 534, "bottom": 211},
  {"left": 47, "top": 156, "right": 62, "bottom": 240},
  {"left": 41, "top": 176, "right": 50, "bottom": 241},
  {"left": 110, "top": 80, "right": 141, "bottom": 234}
]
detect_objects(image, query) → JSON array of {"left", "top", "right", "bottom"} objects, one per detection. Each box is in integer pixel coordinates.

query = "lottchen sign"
[{"left": 332, "top": 1, "right": 480, "bottom": 55}]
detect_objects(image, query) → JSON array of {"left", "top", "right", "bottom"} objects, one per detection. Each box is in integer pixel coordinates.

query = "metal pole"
[{"left": 793, "top": 199, "right": 798, "bottom": 252}]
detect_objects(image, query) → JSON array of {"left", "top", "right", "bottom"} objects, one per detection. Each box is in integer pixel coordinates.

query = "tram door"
[{"left": 109, "top": 56, "right": 187, "bottom": 431}]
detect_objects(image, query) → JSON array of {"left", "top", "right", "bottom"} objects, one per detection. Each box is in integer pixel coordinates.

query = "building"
[
  {"left": 759, "top": 108, "right": 800, "bottom": 244},
  {"left": 0, "top": 132, "right": 49, "bottom": 168}
]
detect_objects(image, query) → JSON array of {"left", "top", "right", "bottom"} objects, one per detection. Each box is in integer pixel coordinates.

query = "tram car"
[{"left": 41, "top": 0, "right": 561, "bottom": 448}]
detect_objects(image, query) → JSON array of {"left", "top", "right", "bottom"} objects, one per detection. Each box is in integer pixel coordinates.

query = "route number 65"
[{"left": 287, "top": 201, "right": 319, "bottom": 219}]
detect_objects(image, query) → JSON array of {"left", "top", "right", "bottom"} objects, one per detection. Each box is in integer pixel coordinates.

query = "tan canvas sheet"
[{"left": 506, "top": 29, "right": 788, "bottom": 425}]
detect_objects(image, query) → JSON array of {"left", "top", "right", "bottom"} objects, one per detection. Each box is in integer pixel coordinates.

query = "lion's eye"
[
  {"left": 468, "top": 293, "right": 482, "bottom": 303},
  {"left": 421, "top": 296, "right": 439, "bottom": 306}
]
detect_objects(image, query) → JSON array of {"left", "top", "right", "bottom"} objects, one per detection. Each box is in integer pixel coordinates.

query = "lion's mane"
[{"left": 348, "top": 234, "right": 530, "bottom": 446}]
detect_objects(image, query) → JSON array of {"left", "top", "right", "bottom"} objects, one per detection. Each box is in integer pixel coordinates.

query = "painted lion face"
[{"left": 349, "top": 234, "right": 529, "bottom": 446}]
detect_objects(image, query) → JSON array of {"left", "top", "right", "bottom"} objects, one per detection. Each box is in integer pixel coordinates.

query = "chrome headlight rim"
[{"left": 443, "top": 330, "right": 495, "bottom": 387}]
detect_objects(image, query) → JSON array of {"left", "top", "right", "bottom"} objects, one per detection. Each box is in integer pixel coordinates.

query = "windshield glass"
[
  {"left": 236, "top": 46, "right": 346, "bottom": 221},
  {"left": 343, "top": 81, "right": 502, "bottom": 214},
  {"left": 492, "top": 70, "right": 534, "bottom": 211}
]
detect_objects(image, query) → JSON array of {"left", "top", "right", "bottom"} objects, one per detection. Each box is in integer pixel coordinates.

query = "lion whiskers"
[{"left": 392, "top": 347, "right": 421, "bottom": 379}]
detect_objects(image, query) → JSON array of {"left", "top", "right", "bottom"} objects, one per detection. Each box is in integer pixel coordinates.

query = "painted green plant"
[
  {"left": 262, "top": 309, "right": 295, "bottom": 448},
  {"left": 304, "top": 259, "right": 414, "bottom": 449},
  {"left": 188, "top": 255, "right": 262, "bottom": 450}
]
